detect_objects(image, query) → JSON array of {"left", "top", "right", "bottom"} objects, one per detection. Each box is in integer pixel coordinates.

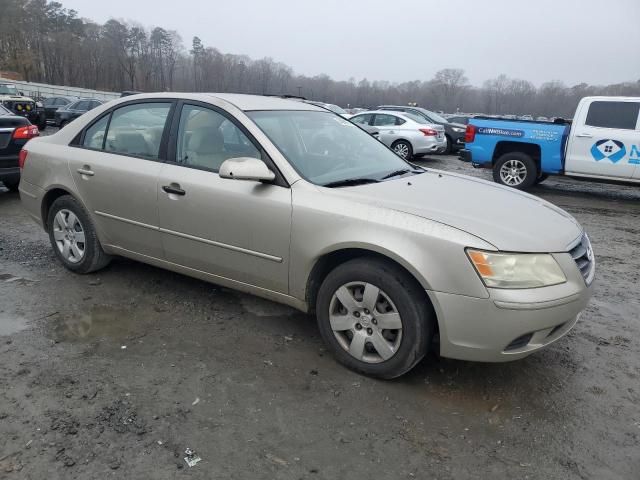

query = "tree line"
[{"left": 1, "top": 0, "right": 639, "bottom": 117}]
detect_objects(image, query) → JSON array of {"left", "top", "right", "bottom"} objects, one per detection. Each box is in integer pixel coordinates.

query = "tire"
[
  {"left": 316, "top": 258, "right": 434, "bottom": 379},
  {"left": 444, "top": 135, "right": 452, "bottom": 154},
  {"left": 493, "top": 152, "right": 538, "bottom": 189},
  {"left": 3, "top": 179, "right": 19, "bottom": 192},
  {"left": 391, "top": 140, "right": 413, "bottom": 160},
  {"left": 46, "top": 195, "right": 111, "bottom": 274}
]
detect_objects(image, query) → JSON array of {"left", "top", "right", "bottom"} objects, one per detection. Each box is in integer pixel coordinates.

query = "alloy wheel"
[
  {"left": 499, "top": 159, "right": 527, "bottom": 186},
  {"left": 393, "top": 142, "right": 410, "bottom": 159}
]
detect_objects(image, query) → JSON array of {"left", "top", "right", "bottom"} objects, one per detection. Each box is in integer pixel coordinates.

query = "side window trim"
[{"left": 167, "top": 100, "right": 289, "bottom": 187}]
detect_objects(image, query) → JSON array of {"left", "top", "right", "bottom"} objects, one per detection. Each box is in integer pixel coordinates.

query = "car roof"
[{"left": 106, "top": 92, "right": 326, "bottom": 112}]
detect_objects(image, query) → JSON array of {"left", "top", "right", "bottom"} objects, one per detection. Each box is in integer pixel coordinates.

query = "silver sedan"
[
  {"left": 18, "top": 93, "right": 594, "bottom": 378},
  {"left": 350, "top": 110, "right": 447, "bottom": 159}
]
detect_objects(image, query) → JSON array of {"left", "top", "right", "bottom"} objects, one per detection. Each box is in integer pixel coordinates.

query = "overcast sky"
[{"left": 61, "top": 0, "right": 640, "bottom": 87}]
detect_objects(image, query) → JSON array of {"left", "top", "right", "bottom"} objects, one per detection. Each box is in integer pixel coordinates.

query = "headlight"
[
  {"left": 467, "top": 249, "right": 566, "bottom": 289},
  {"left": 452, "top": 127, "right": 465, "bottom": 133},
  {"left": 36, "top": 101, "right": 43, "bottom": 108}
]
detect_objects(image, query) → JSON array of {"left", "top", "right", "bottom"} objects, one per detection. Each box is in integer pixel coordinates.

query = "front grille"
[
  {"left": 3, "top": 100, "right": 35, "bottom": 115},
  {"left": 569, "top": 234, "right": 594, "bottom": 285}
]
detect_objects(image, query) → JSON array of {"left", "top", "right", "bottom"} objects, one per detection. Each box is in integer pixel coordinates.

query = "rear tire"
[
  {"left": 444, "top": 135, "right": 452, "bottom": 154},
  {"left": 391, "top": 140, "right": 413, "bottom": 160},
  {"left": 493, "top": 152, "right": 538, "bottom": 189},
  {"left": 316, "top": 258, "right": 434, "bottom": 379},
  {"left": 47, "top": 195, "right": 111, "bottom": 274}
]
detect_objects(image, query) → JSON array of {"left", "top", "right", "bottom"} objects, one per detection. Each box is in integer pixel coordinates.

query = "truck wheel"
[
  {"left": 493, "top": 153, "right": 538, "bottom": 189},
  {"left": 47, "top": 195, "right": 112, "bottom": 274},
  {"left": 391, "top": 140, "right": 413, "bottom": 160},
  {"left": 316, "top": 257, "right": 434, "bottom": 379}
]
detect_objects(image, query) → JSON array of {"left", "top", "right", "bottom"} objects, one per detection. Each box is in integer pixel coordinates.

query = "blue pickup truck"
[{"left": 459, "top": 96, "right": 640, "bottom": 189}]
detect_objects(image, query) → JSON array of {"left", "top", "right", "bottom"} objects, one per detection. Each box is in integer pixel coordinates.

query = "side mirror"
[{"left": 219, "top": 157, "right": 275, "bottom": 182}]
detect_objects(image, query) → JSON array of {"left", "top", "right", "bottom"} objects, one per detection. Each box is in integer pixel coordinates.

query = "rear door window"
[
  {"left": 103, "top": 103, "right": 172, "bottom": 159},
  {"left": 373, "top": 114, "right": 399, "bottom": 127},
  {"left": 585, "top": 101, "right": 640, "bottom": 130}
]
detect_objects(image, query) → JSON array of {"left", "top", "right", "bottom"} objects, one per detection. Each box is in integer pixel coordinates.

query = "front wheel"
[
  {"left": 391, "top": 140, "right": 413, "bottom": 160},
  {"left": 47, "top": 195, "right": 111, "bottom": 273},
  {"left": 493, "top": 153, "right": 538, "bottom": 189},
  {"left": 316, "top": 258, "right": 434, "bottom": 379}
]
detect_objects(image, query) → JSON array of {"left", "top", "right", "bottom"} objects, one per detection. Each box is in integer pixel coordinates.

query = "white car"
[{"left": 350, "top": 110, "right": 447, "bottom": 159}]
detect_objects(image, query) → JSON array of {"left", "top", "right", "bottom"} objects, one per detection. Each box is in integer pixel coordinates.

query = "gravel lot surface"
[{"left": 1, "top": 132, "right": 638, "bottom": 479}]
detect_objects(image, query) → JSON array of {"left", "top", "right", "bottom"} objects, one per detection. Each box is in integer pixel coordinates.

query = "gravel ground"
[{"left": 0, "top": 137, "right": 639, "bottom": 479}]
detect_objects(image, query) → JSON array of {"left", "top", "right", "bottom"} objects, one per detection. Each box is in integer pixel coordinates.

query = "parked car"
[
  {"left": 0, "top": 104, "right": 39, "bottom": 191},
  {"left": 54, "top": 98, "right": 104, "bottom": 128},
  {"left": 461, "top": 96, "right": 640, "bottom": 188},
  {"left": 42, "top": 96, "right": 78, "bottom": 121},
  {"left": 0, "top": 82, "right": 47, "bottom": 130},
  {"left": 19, "top": 93, "right": 594, "bottom": 378},
  {"left": 377, "top": 105, "right": 466, "bottom": 154},
  {"left": 350, "top": 110, "right": 446, "bottom": 159}
]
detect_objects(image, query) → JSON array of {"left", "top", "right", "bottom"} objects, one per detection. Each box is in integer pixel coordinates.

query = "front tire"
[
  {"left": 47, "top": 195, "right": 111, "bottom": 274},
  {"left": 391, "top": 140, "right": 413, "bottom": 160},
  {"left": 444, "top": 135, "right": 452, "bottom": 154},
  {"left": 493, "top": 152, "right": 538, "bottom": 189},
  {"left": 316, "top": 258, "right": 434, "bottom": 379}
]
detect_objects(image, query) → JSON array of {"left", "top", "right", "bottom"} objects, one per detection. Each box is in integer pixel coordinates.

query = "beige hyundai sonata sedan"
[{"left": 18, "top": 93, "right": 595, "bottom": 378}]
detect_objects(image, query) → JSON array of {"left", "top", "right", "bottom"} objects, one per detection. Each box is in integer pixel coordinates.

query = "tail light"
[
  {"left": 18, "top": 149, "right": 28, "bottom": 170},
  {"left": 419, "top": 128, "right": 437, "bottom": 136},
  {"left": 464, "top": 124, "right": 476, "bottom": 143},
  {"left": 13, "top": 125, "right": 39, "bottom": 140}
]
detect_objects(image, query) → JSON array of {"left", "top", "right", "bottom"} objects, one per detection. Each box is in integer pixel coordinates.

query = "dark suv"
[
  {"left": 0, "top": 104, "right": 38, "bottom": 191},
  {"left": 377, "top": 105, "right": 466, "bottom": 154}
]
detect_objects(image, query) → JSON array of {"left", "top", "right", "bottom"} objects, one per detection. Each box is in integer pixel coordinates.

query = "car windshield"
[
  {"left": 403, "top": 112, "right": 431, "bottom": 124},
  {"left": 247, "top": 110, "right": 416, "bottom": 186},
  {"left": 0, "top": 84, "right": 19, "bottom": 95}
]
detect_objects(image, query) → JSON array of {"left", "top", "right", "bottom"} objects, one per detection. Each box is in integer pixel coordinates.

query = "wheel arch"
[
  {"left": 492, "top": 141, "right": 541, "bottom": 170},
  {"left": 41, "top": 186, "right": 87, "bottom": 233},
  {"left": 305, "top": 247, "right": 439, "bottom": 334}
]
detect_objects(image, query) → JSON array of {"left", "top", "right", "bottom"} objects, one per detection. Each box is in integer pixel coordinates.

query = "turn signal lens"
[
  {"left": 464, "top": 124, "right": 476, "bottom": 143},
  {"left": 467, "top": 249, "right": 566, "bottom": 289}
]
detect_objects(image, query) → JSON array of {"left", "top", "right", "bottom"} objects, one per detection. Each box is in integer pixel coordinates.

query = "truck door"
[{"left": 565, "top": 99, "right": 640, "bottom": 179}]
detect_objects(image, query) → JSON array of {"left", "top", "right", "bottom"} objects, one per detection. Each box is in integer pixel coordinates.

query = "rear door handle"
[
  {"left": 162, "top": 184, "right": 186, "bottom": 196},
  {"left": 576, "top": 133, "right": 593, "bottom": 138},
  {"left": 77, "top": 166, "right": 94, "bottom": 176}
]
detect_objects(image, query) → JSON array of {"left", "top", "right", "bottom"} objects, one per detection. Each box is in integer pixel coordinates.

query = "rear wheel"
[
  {"left": 391, "top": 140, "right": 413, "bottom": 160},
  {"left": 444, "top": 135, "right": 452, "bottom": 154},
  {"left": 316, "top": 258, "right": 434, "bottom": 379},
  {"left": 493, "top": 152, "right": 538, "bottom": 189},
  {"left": 47, "top": 195, "right": 111, "bottom": 274}
]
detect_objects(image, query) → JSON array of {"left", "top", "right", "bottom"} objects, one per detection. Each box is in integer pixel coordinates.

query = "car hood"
[
  {"left": 336, "top": 170, "right": 582, "bottom": 252},
  {"left": 0, "top": 95, "right": 35, "bottom": 102}
]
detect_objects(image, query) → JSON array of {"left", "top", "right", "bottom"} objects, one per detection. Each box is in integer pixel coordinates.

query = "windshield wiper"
[
  {"left": 323, "top": 178, "right": 381, "bottom": 188},
  {"left": 381, "top": 168, "right": 424, "bottom": 180}
]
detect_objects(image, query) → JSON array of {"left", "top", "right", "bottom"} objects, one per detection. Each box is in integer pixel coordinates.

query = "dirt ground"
[{"left": 1, "top": 139, "right": 639, "bottom": 479}]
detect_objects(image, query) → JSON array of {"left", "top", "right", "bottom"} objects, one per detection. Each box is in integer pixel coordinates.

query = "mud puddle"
[{"left": 52, "top": 305, "right": 145, "bottom": 342}]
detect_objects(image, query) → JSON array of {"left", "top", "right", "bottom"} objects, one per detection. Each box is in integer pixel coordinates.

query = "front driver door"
[{"left": 158, "top": 102, "right": 291, "bottom": 293}]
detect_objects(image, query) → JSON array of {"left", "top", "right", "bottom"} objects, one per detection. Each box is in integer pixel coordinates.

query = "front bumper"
[{"left": 428, "top": 252, "right": 594, "bottom": 362}]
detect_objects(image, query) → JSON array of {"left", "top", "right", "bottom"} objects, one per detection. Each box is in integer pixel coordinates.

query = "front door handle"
[
  {"left": 162, "top": 184, "right": 186, "bottom": 196},
  {"left": 77, "top": 166, "right": 94, "bottom": 176},
  {"left": 576, "top": 133, "right": 593, "bottom": 138}
]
